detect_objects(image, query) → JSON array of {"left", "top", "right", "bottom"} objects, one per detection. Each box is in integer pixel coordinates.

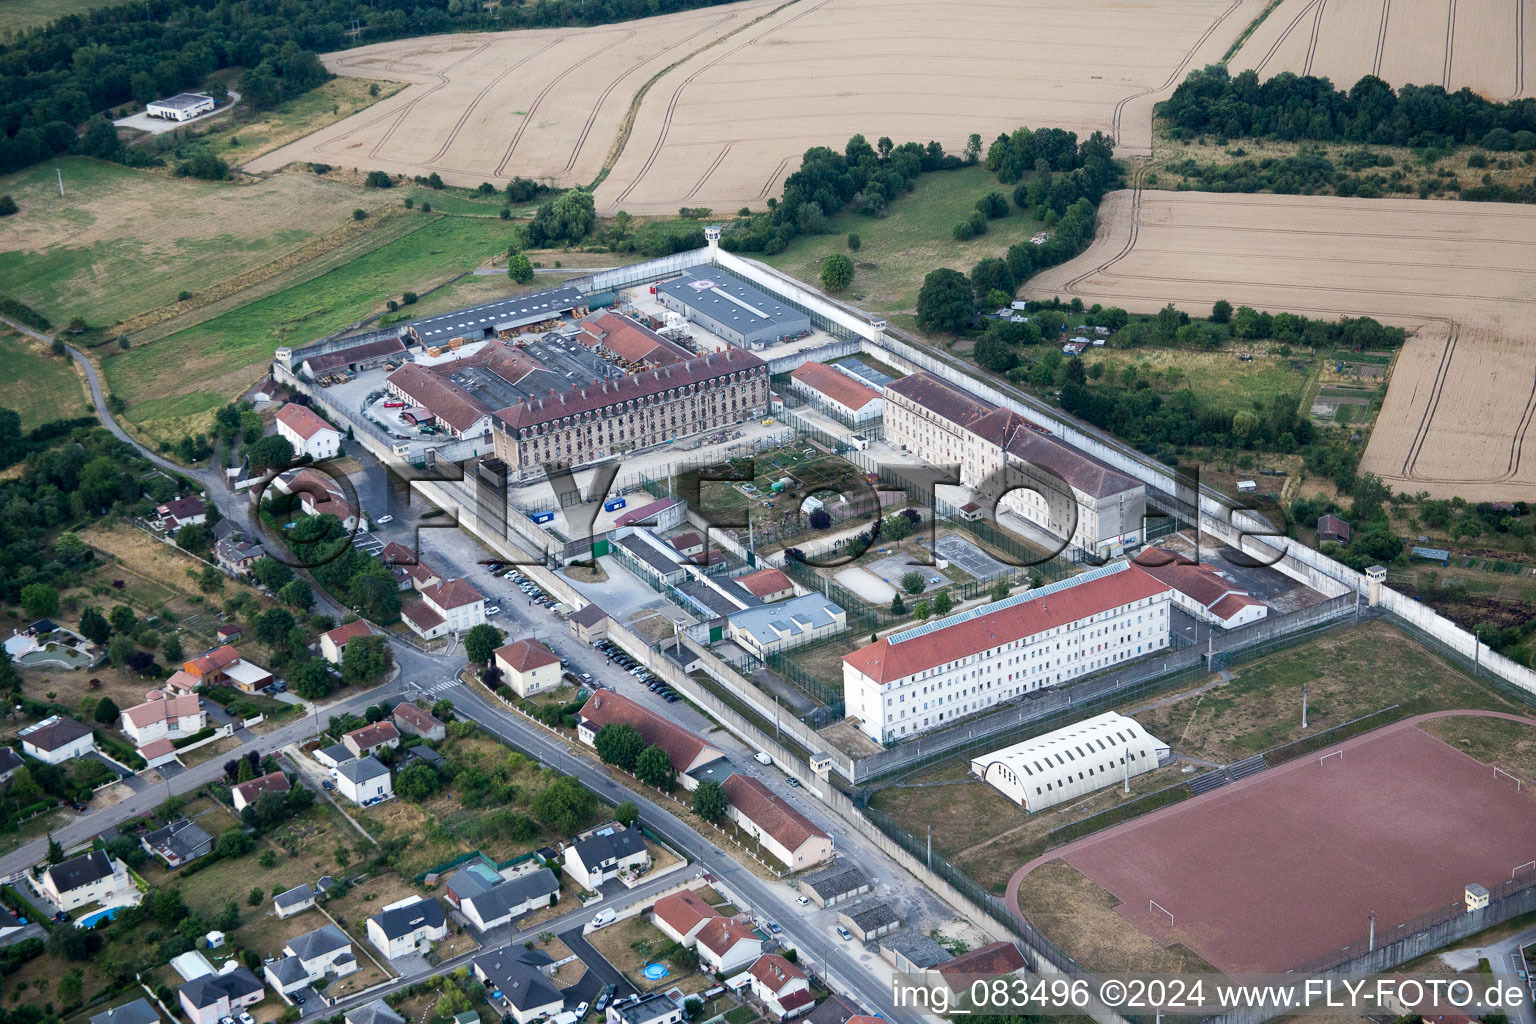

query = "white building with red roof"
[
  {"left": 274, "top": 468, "right": 357, "bottom": 532},
  {"left": 1134, "top": 548, "right": 1267, "bottom": 629},
  {"left": 843, "top": 561, "right": 1172, "bottom": 744},
  {"left": 695, "top": 917, "right": 762, "bottom": 974},
  {"left": 493, "top": 639, "right": 561, "bottom": 697},
  {"left": 651, "top": 890, "right": 720, "bottom": 946},
  {"left": 720, "top": 774, "right": 832, "bottom": 870},
  {"left": 232, "top": 771, "right": 290, "bottom": 812},
  {"left": 733, "top": 566, "right": 796, "bottom": 603},
  {"left": 121, "top": 693, "right": 206, "bottom": 747},
  {"left": 788, "top": 361, "right": 882, "bottom": 423},
  {"left": 575, "top": 691, "right": 725, "bottom": 789},
  {"left": 402, "top": 578, "right": 485, "bottom": 640},
  {"left": 745, "top": 954, "right": 814, "bottom": 1019},
  {"left": 275, "top": 403, "right": 341, "bottom": 460},
  {"left": 320, "top": 619, "right": 376, "bottom": 665},
  {"left": 343, "top": 721, "right": 400, "bottom": 759}
]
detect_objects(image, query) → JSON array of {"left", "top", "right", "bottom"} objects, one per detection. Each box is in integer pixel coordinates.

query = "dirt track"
[
  {"left": 1027, "top": 188, "right": 1536, "bottom": 500},
  {"left": 1230, "top": 0, "right": 1534, "bottom": 97},
  {"left": 245, "top": 0, "right": 1265, "bottom": 211}
]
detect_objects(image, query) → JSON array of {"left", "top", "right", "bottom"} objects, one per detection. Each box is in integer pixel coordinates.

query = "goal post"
[
  {"left": 1320, "top": 750, "right": 1344, "bottom": 767},
  {"left": 1494, "top": 766, "right": 1523, "bottom": 791},
  {"left": 1150, "top": 899, "right": 1174, "bottom": 928}
]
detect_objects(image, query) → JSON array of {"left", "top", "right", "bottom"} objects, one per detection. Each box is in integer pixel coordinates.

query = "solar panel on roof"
[{"left": 887, "top": 561, "right": 1131, "bottom": 646}]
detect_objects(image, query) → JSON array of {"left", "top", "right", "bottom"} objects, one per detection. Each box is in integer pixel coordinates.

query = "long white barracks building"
[{"left": 842, "top": 562, "right": 1172, "bottom": 744}]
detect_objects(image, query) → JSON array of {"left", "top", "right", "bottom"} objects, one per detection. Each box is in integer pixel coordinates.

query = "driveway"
[{"left": 557, "top": 926, "right": 637, "bottom": 1000}]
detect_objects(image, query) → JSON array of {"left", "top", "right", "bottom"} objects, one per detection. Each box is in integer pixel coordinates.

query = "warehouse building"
[
  {"left": 655, "top": 270, "right": 812, "bottom": 349},
  {"left": 883, "top": 372, "right": 1145, "bottom": 558},
  {"left": 969, "top": 711, "right": 1169, "bottom": 812},
  {"left": 843, "top": 561, "right": 1172, "bottom": 744},
  {"left": 147, "top": 93, "right": 215, "bottom": 121},
  {"left": 789, "top": 361, "right": 883, "bottom": 423},
  {"left": 404, "top": 286, "right": 586, "bottom": 348}
]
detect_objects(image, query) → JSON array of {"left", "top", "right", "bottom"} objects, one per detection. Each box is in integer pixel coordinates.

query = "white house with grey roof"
[
  {"left": 474, "top": 948, "right": 562, "bottom": 1024},
  {"left": 608, "top": 992, "right": 683, "bottom": 1024},
  {"left": 273, "top": 883, "right": 318, "bottom": 918},
  {"left": 264, "top": 923, "right": 357, "bottom": 999},
  {"left": 41, "top": 850, "right": 134, "bottom": 911},
  {"left": 563, "top": 829, "right": 650, "bottom": 889},
  {"left": 178, "top": 966, "right": 264, "bottom": 1024},
  {"left": 726, "top": 595, "right": 846, "bottom": 656},
  {"left": 448, "top": 866, "right": 560, "bottom": 932},
  {"left": 141, "top": 819, "right": 214, "bottom": 868},
  {"left": 366, "top": 896, "right": 446, "bottom": 960},
  {"left": 335, "top": 755, "right": 392, "bottom": 806}
]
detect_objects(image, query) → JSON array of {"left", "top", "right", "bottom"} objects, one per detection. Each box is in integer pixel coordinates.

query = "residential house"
[
  {"left": 803, "top": 996, "right": 862, "bottom": 1024},
  {"left": 366, "top": 897, "right": 447, "bottom": 960},
  {"left": 320, "top": 620, "right": 376, "bottom": 665},
  {"left": 800, "top": 864, "right": 870, "bottom": 908},
  {"left": 183, "top": 646, "right": 271, "bottom": 693},
  {"left": 335, "top": 756, "right": 392, "bottom": 806},
  {"left": 1318, "top": 513, "right": 1352, "bottom": 545},
  {"left": 232, "top": 771, "right": 290, "bottom": 813},
  {"left": 449, "top": 867, "right": 560, "bottom": 932},
  {"left": 89, "top": 998, "right": 160, "bottom": 1024},
  {"left": 734, "top": 567, "right": 796, "bottom": 603},
  {"left": 747, "top": 954, "right": 814, "bottom": 1020},
  {"left": 40, "top": 851, "right": 133, "bottom": 911},
  {"left": 0, "top": 747, "right": 22, "bottom": 785},
  {"left": 273, "top": 883, "right": 318, "bottom": 919},
  {"left": 562, "top": 829, "right": 650, "bottom": 889},
  {"left": 138, "top": 738, "right": 179, "bottom": 771},
  {"left": 313, "top": 742, "right": 355, "bottom": 770},
  {"left": 695, "top": 917, "right": 761, "bottom": 974},
  {"left": 402, "top": 578, "right": 485, "bottom": 640},
  {"left": 121, "top": 694, "right": 206, "bottom": 747},
  {"left": 155, "top": 497, "right": 208, "bottom": 532},
  {"left": 141, "top": 819, "right": 214, "bottom": 868},
  {"left": 608, "top": 993, "right": 683, "bottom": 1024},
  {"left": 650, "top": 890, "right": 719, "bottom": 946},
  {"left": 379, "top": 542, "right": 423, "bottom": 591},
  {"left": 345, "top": 1002, "right": 405, "bottom": 1024},
  {"left": 18, "top": 716, "right": 96, "bottom": 765},
  {"left": 274, "top": 468, "right": 358, "bottom": 532},
  {"left": 264, "top": 924, "right": 357, "bottom": 999},
  {"left": 473, "top": 948, "right": 562, "bottom": 1024},
  {"left": 216, "top": 624, "right": 242, "bottom": 644},
  {"left": 493, "top": 639, "right": 561, "bottom": 698},
  {"left": 162, "top": 670, "right": 203, "bottom": 697},
  {"left": 392, "top": 703, "right": 445, "bottom": 742},
  {"left": 276, "top": 404, "right": 342, "bottom": 461},
  {"left": 177, "top": 966, "right": 264, "bottom": 1024},
  {"left": 342, "top": 722, "right": 400, "bottom": 759},
  {"left": 575, "top": 691, "right": 726, "bottom": 790},
  {"left": 721, "top": 775, "right": 832, "bottom": 870},
  {"left": 213, "top": 523, "right": 264, "bottom": 576},
  {"left": 836, "top": 899, "right": 898, "bottom": 941}
]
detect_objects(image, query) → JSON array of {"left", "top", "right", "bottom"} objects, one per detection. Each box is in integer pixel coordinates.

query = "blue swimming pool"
[
  {"left": 78, "top": 906, "right": 122, "bottom": 928},
  {"left": 642, "top": 963, "right": 669, "bottom": 981}
]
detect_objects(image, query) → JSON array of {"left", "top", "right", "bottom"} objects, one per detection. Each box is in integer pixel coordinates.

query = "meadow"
[{"left": 0, "top": 329, "right": 90, "bottom": 428}]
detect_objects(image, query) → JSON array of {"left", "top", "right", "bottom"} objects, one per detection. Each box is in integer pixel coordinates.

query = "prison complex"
[
  {"left": 843, "top": 562, "right": 1172, "bottom": 743},
  {"left": 969, "top": 711, "right": 1169, "bottom": 812}
]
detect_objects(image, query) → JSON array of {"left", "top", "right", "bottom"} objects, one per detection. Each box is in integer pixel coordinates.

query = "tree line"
[
  {"left": 1160, "top": 65, "right": 1536, "bottom": 149},
  {"left": 0, "top": 0, "right": 751, "bottom": 176}
]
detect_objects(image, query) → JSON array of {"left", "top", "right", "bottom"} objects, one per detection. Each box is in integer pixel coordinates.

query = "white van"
[
  {"left": 754, "top": 752, "right": 773, "bottom": 765},
  {"left": 590, "top": 908, "right": 616, "bottom": 928}
]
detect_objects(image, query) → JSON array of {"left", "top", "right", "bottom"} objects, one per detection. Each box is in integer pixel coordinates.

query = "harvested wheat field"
[
  {"left": 1027, "top": 190, "right": 1536, "bottom": 500},
  {"left": 244, "top": 1, "right": 780, "bottom": 187},
  {"left": 250, "top": 0, "right": 1263, "bottom": 212},
  {"left": 1230, "top": 0, "right": 1534, "bottom": 97}
]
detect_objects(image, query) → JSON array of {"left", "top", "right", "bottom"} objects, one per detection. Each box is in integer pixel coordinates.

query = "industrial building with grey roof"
[{"left": 655, "top": 269, "right": 813, "bottom": 348}]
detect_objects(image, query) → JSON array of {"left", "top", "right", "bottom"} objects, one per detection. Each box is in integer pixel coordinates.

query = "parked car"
[
  {"left": 837, "top": 926, "right": 853, "bottom": 941},
  {"left": 486, "top": 606, "right": 501, "bottom": 616},
  {"left": 376, "top": 515, "right": 394, "bottom": 525},
  {"left": 239, "top": 1013, "right": 256, "bottom": 1024},
  {"left": 767, "top": 921, "right": 782, "bottom": 934},
  {"left": 322, "top": 780, "right": 334, "bottom": 791},
  {"left": 796, "top": 895, "right": 810, "bottom": 906},
  {"left": 785, "top": 776, "right": 800, "bottom": 787}
]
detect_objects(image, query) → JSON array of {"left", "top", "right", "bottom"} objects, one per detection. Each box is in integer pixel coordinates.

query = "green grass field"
[
  {"left": 0, "top": 0, "right": 117, "bottom": 35},
  {"left": 0, "top": 329, "right": 89, "bottom": 428},
  {"left": 104, "top": 213, "right": 520, "bottom": 440},
  {"left": 764, "top": 165, "right": 1044, "bottom": 312},
  {"left": 0, "top": 157, "right": 395, "bottom": 327},
  {"left": 1083, "top": 345, "right": 1315, "bottom": 415}
]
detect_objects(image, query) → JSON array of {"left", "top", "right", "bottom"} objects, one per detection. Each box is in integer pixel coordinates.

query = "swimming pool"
[
  {"left": 641, "top": 963, "right": 669, "bottom": 981},
  {"left": 78, "top": 906, "right": 122, "bottom": 928}
]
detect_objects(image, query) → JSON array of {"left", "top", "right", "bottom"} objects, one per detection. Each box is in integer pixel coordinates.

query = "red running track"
[{"left": 1011, "top": 712, "right": 1536, "bottom": 973}]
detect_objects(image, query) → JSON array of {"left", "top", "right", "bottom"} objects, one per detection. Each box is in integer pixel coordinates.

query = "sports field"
[
  {"left": 1021, "top": 714, "right": 1536, "bottom": 973},
  {"left": 250, "top": 0, "right": 1263, "bottom": 212},
  {"left": 1027, "top": 189, "right": 1536, "bottom": 500},
  {"left": 1230, "top": 0, "right": 1535, "bottom": 98}
]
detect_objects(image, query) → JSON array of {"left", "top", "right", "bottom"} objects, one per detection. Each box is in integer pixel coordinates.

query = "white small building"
[
  {"left": 275, "top": 403, "right": 342, "bottom": 461},
  {"left": 366, "top": 897, "right": 447, "bottom": 960},
  {"left": 562, "top": 829, "right": 650, "bottom": 889},
  {"left": 40, "top": 851, "right": 134, "bottom": 912},
  {"left": 19, "top": 716, "right": 97, "bottom": 765},
  {"left": 178, "top": 966, "right": 263, "bottom": 1024},
  {"left": 273, "top": 883, "right": 318, "bottom": 919},
  {"left": 263, "top": 924, "right": 357, "bottom": 998},
  {"left": 970, "top": 711, "right": 1169, "bottom": 813},
  {"left": 402, "top": 578, "right": 485, "bottom": 640},
  {"left": 146, "top": 92, "right": 215, "bottom": 121},
  {"left": 788, "top": 361, "right": 883, "bottom": 423},
  {"left": 493, "top": 639, "right": 561, "bottom": 697},
  {"left": 1135, "top": 549, "right": 1268, "bottom": 629},
  {"left": 335, "top": 756, "right": 392, "bottom": 806}
]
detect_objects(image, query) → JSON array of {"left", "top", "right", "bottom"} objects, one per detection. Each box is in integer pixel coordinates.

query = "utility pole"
[
  {"left": 1368, "top": 912, "right": 1375, "bottom": 952},
  {"left": 926, "top": 826, "right": 932, "bottom": 870},
  {"left": 1124, "top": 753, "right": 1131, "bottom": 794},
  {"left": 56, "top": 167, "right": 64, "bottom": 197},
  {"left": 1302, "top": 681, "right": 1309, "bottom": 729}
]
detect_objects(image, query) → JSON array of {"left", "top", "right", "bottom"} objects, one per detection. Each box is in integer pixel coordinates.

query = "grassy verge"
[
  {"left": 763, "top": 165, "right": 1045, "bottom": 312},
  {"left": 0, "top": 328, "right": 91, "bottom": 428},
  {"left": 1420, "top": 714, "right": 1536, "bottom": 780}
]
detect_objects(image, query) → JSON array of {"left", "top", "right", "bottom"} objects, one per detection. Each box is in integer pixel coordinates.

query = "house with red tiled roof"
[
  {"left": 936, "top": 941, "right": 1028, "bottom": 992},
  {"left": 121, "top": 693, "right": 205, "bottom": 747},
  {"left": 342, "top": 721, "right": 400, "bottom": 759},
  {"left": 1134, "top": 548, "right": 1267, "bottom": 629},
  {"left": 275, "top": 403, "right": 341, "bottom": 460},
  {"left": 734, "top": 567, "right": 796, "bottom": 603},
  {"left": 578, "top": 312, "right": 690, "bottom": 368},
  {"left": 788, "top": 362, "right": 882, "bottom": 423},
  {"left": 696, "top": 917, "right": 761, "bottom": 974},
  {"left": 721, "top": 774, "right": 831, "bottom": 871},
  {"left": 320, "top": 620, "right": 376, "bottom": 665},
  {"left": 232, "top": 771, "right": 290, "bottom": 812},
  {"left": 183, "top": 645, "right": 242, "bottom": 685},
  {"left": 576, "top": 691, "right": 725, "bottom": 790},
  {"left": 883, "top": 371, "right": 1145, "bottom": 558},
  {"left": 746, "top": 954, "right": 814, "bottom": 1020},
  {"left": 273, "top": 468, "right": 357, "bottom": 532},
  {"left": 650, "top": 890, "right": 720, "bottom": 946},
  {"left": 843, "top": 561, "right": 1172, "bottom": 744},
  {"left": 402, "top": 578, "right": 485, "bottom": 640},
  {"left": 392, "top": 703, "right": 445, "bottom": 742},
  {"left": 493, "top": 639, "right": 561, "bottom": 697}
]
